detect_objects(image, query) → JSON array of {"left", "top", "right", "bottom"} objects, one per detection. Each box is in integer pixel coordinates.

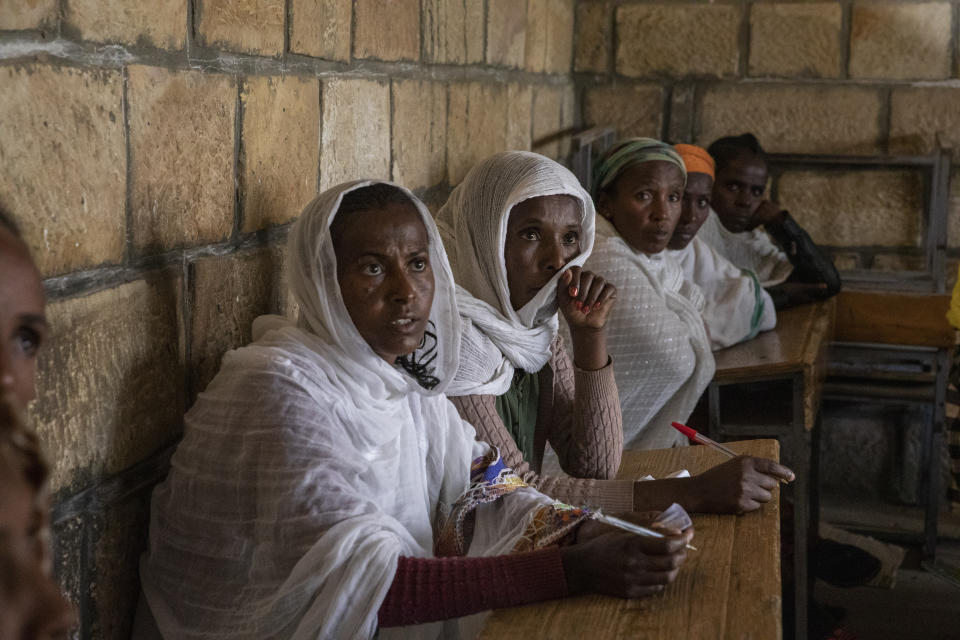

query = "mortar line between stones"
[
  {"left": 738, "top": 1, "right": 751, "bottom": 79},
  {"left": 186, "top": 0, "right": 196, "bottom": 58},
  {"left": 284, "top": 0, "right": 292, "bottom": 58},
  {"left": 122, "top": 66, "right": 134, "bottom": 267},
  {"left": 661, "top": 84, "right": 673, "bottom": 143},
  {"left": 951, "top": 3, "right": 959, "bottom": 81},
  {"left": 880, "top": 85, "right": 893, "bottom": 156},
  {"left": 389, "top": 76, "right": 396, "bottom": 182},
  {"left": 316, "top": 80, "right": 324, "bottom": 193},
  {"left": 840, "top": 1, "right": 852, "bottom": 80},
  {"left": 232, "top": 79, "right": 243, "bottom": 240}
]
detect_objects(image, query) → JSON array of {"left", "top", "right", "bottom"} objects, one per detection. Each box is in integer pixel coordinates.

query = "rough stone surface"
[
  {"left": 749, "top": 3, "right": 842, "bottom": 78},
  {"left": 890, "top": 88, "right": 960, "bottom": 161},
  {"left": 616, "top": 4, "right": 740, "bottom": 78},
  {"left": 0, "top": 65, "right": 125, "bottom": 277},
  {"left": 574, "top": 1, "right": 609, "bottom": 73},
  {"left": 290, "top": 0, "right": 352, "bottom": 61},
  {"left": 525, "top": 0, "right": 574, "bottom": 73},
  {"left": 506, "top": 83, "right": 533, "bottom": 151},
  {"left": 189, "top": 247, "right": 286, "bottom": 397},
  {"left": 240, "top": 75, "right": 319, "bottom": 232},
  {"left": 667, "top": 84, "right": 695, "bottom": 144},
  {"left": 422, "top": 0, "right": 484, "bottom": 64},
  {"left": 950, "top": 169, "right": 960, "bottom": 249},
  {"left": 486, "top": 0, "right": 526, "bottom": 68},
  {"left": 0, "top": 0, "right": 57, "bottom": 29},
  {"left": 196, "top": 0, "right": 285, "bottom": 56},
  {"left": 532, "top": 85, "right": 564, "bottom": 159},
  {"left": 829, "top": 252, "right": 861, "bottom": 271},
  {"left": 583, "top": 84, "right": 663, "bottom": 139},
  {"left": 30, "top": 272, "right": 185, "bottom": 493},
  {"left": 91, "top": 494, "right": 151, "bottom": 640},
  {"left": 392, "top": 79, "right": 447, "bottom": 190},
  {"left": 870, "top": 253, "right": 926, "bottom": 272},
  {"left": 777, "top": 170, "right": 923, "bottom": 247},
  {"left": 319, "top": 78, "right": 390, "bottom": 190},
  {"left": 354, "top": 0, "right": 420, "bottom": 61},
  {"left": 850, "top": 3, "right": 951, "bottom": 80},
  {"left": 559, "top": 84, "right": 576, "bottom": 158},
  {"left": 697, "top": 85, "right": 882, "bottom": 155},
  {"left": 128, "top": 65, "right": 236, "bottom": 253},
  {"left": 65, "top": 0, "right": 186, "bottom": 48},
  {"left": 447, "top": 82, "right": 511, "bottom": 185},
  {"left": 51, "top": 514, "right": 85, "bottom": 640}
]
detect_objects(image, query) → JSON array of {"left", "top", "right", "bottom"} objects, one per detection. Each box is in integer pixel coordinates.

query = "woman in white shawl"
[
  {"left": 587, "top": 138, "right": 715, "bottom": 450},
  {"left": 667, "top": 143, "right": 776, "bottom": 350},
  {"left": 134, "top": 180, "right": 692, "bottom": 640}
]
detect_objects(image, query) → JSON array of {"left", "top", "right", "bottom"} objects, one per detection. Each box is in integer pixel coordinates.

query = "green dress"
[{"left": 494, "top": 369, "right": 540, "bottom": 466}]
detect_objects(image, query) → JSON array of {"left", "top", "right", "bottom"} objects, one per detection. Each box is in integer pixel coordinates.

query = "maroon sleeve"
[{"left": 377, "top": 547, "right": 569, "bottom": 627}]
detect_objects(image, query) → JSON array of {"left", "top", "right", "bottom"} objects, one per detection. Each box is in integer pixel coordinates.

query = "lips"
[{"left": 388, "top": 316, "right": 422, "bottom": 334}]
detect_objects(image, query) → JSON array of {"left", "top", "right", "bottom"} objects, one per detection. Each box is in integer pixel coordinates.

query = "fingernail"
[
  {"left": 582, "top": 304, "right": 591, "bottom": 314},
  {"left": 570, "top": 286, "right": 578, "bottom": 297},
  {"left": 575, "top": 301, "right": 583, "bottom": 310}
]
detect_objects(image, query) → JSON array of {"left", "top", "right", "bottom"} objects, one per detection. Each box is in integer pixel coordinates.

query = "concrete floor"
[{"left": 814, "top": 500, "right": 960, "bottom": 640}]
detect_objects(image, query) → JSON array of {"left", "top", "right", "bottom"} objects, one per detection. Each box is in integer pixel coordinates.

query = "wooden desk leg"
[{"left": 791, "top": 377, "right": 810, "bottom": 640}]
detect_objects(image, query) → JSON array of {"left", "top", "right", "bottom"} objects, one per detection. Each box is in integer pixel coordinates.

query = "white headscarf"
[
  {"left": 437, "top": 151, "right": 596, "bottom": 396},
  {"left": 138, "top": 181, "right": 562, "bottom": 640}
]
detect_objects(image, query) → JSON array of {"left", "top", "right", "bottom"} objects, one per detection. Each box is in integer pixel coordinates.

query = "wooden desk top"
[
  {"left": 712, "top": 298, "right": 835, "bottom": 384},
  {"left": 479, "top": 439, "right": 782, "bottom": 640}
]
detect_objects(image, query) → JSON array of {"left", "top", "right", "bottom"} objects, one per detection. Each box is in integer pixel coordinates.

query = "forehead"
[
  {"left": 718, "top": 154, "right": 768, "bottom": 185},
  {"left": 614, "top": 160, "right": 685, "bottom": 190},
  {"left": 508, "top": 194, "right": 580, "bottom": 226},
  {"left": 333, "top": 203, "right": 428, "bottom": 255},
  {"left": 684, "top": 172, "right": 713, "bottom": 195}
]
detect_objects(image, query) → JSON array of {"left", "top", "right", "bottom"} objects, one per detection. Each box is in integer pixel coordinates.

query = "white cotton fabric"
[
  {"left": 585, "top": 216, "right": 715, "bottom": 449},
  {"left": 436, "top": 151, "right": 596, "bottom": 397},
  {"left": 668, "top": 236, "right": 777, "bottom": 350},
  {"left": 137, "top": 180, "right": 560, "bottom": 640},
  {"left": 697, "top": 208, "right": 793, "bottom": 287}
]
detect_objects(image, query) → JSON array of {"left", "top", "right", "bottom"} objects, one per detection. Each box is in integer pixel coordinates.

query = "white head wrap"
[
  {"left": 138, "top": 181, "right": 564, "bottom": 640},
  {"left": 437, "top": 151, "right": 596, "bottom": 396}
]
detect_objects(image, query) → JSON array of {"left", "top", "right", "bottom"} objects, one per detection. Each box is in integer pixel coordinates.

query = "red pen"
[
  {"left": 671, "top": 422, "right": 738, "bottom": 457},
  {"left": 672, "top": 422, "right": 789, "bottom": 484}
]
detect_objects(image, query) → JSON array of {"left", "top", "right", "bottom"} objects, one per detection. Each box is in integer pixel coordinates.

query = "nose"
[
  {"left": 389, "top": 270, "right": 417, "bottom": 304},
  {"left": 735, "top": 189, "right": 753, "bottom": 208},
  {"left": 540, "top": 239, "right": 567, "bottom": 273},
  {"left": 650, "top": 195, "right": 671, "bottom": 221},
  {"left": 678, "top": 200, "right": 694, "bottom": 225},
  {"left": 0, "top": 343, "right": 15, "bottom": 392}
]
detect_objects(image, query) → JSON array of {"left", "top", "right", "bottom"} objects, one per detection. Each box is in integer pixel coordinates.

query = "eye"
[
  {"left": 562, "top": 231, "right": 579, "bottom": 245},
  {"left": 633, "top": 191, "right": 651, "bottom": 202},
  {"left": 361, "top": 263, "right": 384, "bottom": 276},
  {"left": 751, "top": 187, "right": 764, "bottom": 197},
  {"left": 520, "top": 228, "right": 541, "bottom": 241},
  {"left": 14, "top": 328, "right": 41, "bottom": 357},
  {"left": 410, "top": 257, "right": 428, "bottom": 272},
  {"left": 727, "top": 183, "right": 739, "bottom": 193},
  {"left": 668, "top": 193, "right": 681, "bottom": 203},
  {"left": 697, "top": 198, "right": 709, "bottom": 208}
]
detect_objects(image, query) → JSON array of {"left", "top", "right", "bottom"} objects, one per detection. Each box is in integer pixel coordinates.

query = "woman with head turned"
[{"left": 667, "top": 143, "right": 776, "bottom": 350}]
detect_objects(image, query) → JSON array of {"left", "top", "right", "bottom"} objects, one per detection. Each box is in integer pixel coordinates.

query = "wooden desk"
[
  {"left": 707, "top": 298, "right": 835, "bottom": 640},
  {"left": 480, "top": 439, "right": 782, "bottom": 640}
]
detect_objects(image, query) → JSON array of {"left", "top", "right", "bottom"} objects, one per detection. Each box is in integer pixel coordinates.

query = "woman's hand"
[
  {"left": 562, "top": 521, "right": 693, "bottom": 598},
  {"left": 750, "top": 200, "right": 787, "bottom": 229},
  {"left": 558, "top": 267, "right": 617, "bottom": 331},
  {"left": 558, "top": 267, "right": 617, "bottom": 371},
  {"left": 689, "top": 456, "right": 795, "bottom": 514}
]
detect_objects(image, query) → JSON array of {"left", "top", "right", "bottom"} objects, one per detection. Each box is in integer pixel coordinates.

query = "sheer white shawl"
[
  {"left": 586, "top": 217, "right": 715, "bottom": 449},
  {"left": 138, "top": 181, "right": 563, "bottom": 640},
  {"left": 668, "top": 236, "right": 776, "bottom": 350},
  {"left": 436, "top": 151, "right": 596, "bottom": 397},
  {"left": 697, "top": 208, "right": 793, "bottom": 287}
]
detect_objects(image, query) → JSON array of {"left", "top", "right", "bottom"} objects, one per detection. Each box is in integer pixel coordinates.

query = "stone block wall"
[
  {"left": 0, "top": 1, "right": 577, "bottom": 637},
  {"left": 576, "top": 0, "right": 960, "bottom": 279}
]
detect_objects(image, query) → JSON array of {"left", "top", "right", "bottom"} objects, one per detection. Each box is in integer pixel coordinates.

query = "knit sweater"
[
  {"left": 378, "top": 547, "right": 568, "bottom": 627},
  {"left": 450, "top": 336, "right": 634, "bottom": 513}
]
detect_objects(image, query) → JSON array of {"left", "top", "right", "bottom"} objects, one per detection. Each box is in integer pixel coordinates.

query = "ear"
[{"left": 596, "top": 191, "right": 613, "bottom": 219}]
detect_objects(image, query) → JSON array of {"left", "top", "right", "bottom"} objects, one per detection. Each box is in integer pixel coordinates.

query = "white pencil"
[{"left": 596, "top": 513, "right": 697, "bottom": 551}]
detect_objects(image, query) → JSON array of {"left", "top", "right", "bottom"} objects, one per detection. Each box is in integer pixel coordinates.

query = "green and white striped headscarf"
[{"left": 591, "top": 137, "right": 687, "bottom": 199}]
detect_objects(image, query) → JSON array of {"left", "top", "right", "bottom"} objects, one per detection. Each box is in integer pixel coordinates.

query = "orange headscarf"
[{"left": 675, "top": 143, "right": 715, "bottom": 180}]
